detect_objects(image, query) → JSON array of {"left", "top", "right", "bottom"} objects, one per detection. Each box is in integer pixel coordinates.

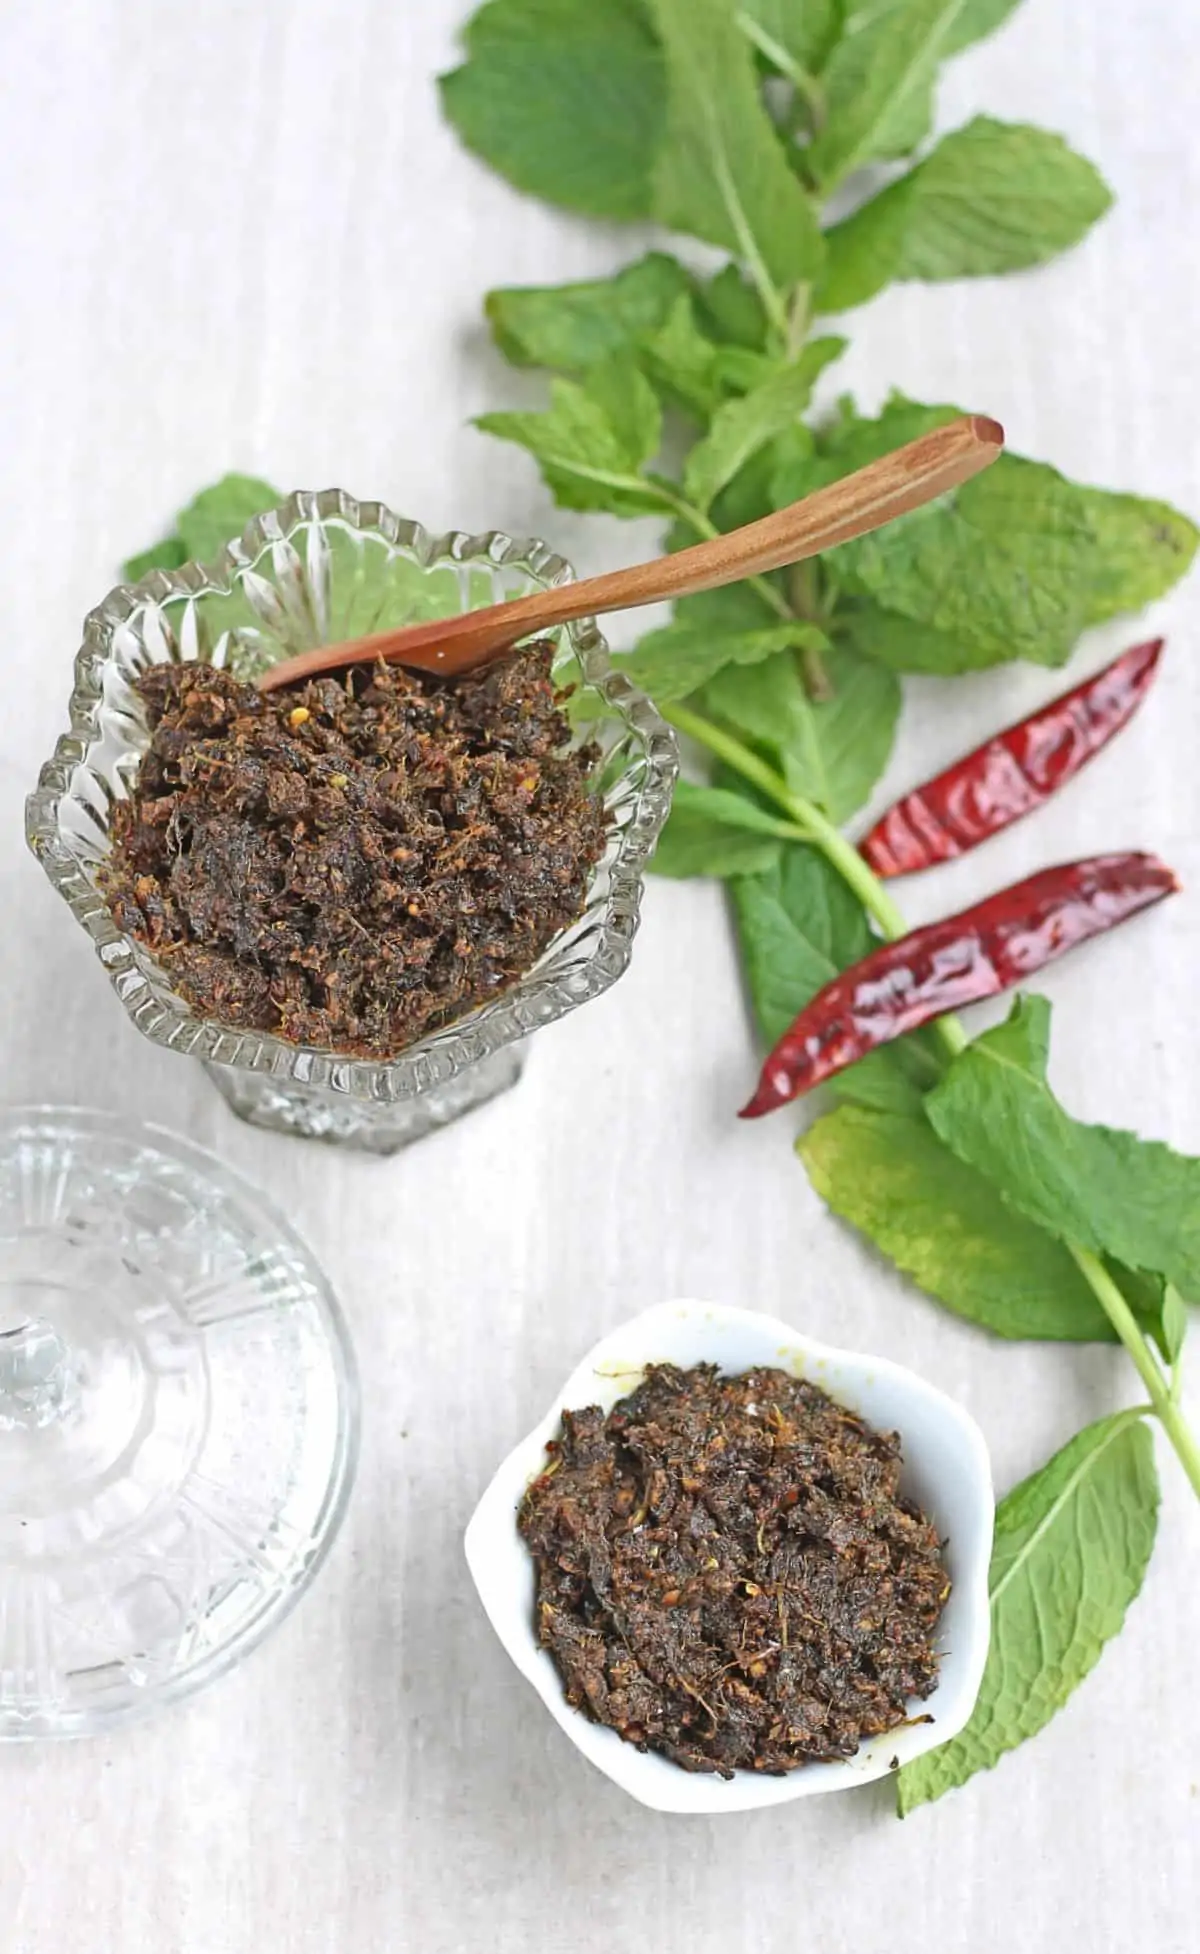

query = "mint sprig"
[{"left": 442, "top": 0, "right": 1200, "bottom": 1809}]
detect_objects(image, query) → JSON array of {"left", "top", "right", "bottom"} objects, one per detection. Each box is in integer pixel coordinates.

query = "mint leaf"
[
  {"left": 898, "top": 1413, "right": 1159, "bottom": 1812},
  {"left": 1161, "top": 1285, "right": 1189, "bottom": 1366},
  {"left": 817, "top": 402, "right": 1197, "bottom": 670},
  {"left": 928, "top": 997, "right": 1200, "bottom": 1300},
  {"left": 683, "top": 342, "right": 845, "bottom": 510},
  {"left": 485, "top": 254, "right": 691, "bottom": 372},
  {"left": 440, "top": 0, "right": 665, "bottom": 221},
  {"left": 734, "top": 0, "right": 844, "bottom": 81},
  {"left": 649, "top": 0, "right": 825, "bottom": 313},
  {"left": 839, "top": 600, "right": 1005, "bottom": 675},
  {"left": 796, "top": 641, "right": 901, "bottom": 822},
  {"left": 694, "top": 264, "right": 771, "bottom": 350},
  {"left": 896, "top": 119, "right": 1111, "bottom": 278},
  {"left": 176, "top": 474, "right": 282, "bottom": 565},
  {"left": 731, "top": 843, "right": 940, "bottom": 1110},
  {"left": 123, "top": 475, "right": 281, "bottom": 581},
  {"left": 819, "top": 118, "right": 1111, "bottom": 311},
  {"left": 943, "top": 0, "right": 1022, "bottom": 56},
  {"left": 808, "top": 0, "right": 966, "bottom": 189},
  {"left": 698, "top": 636, "right": 898, "bottom": 822},
  {"left": 817, "top": 177, "right": 916, "bottom": 313},
  {"left": 799, "top": 1106, "right": 1130, "bottom": 1342},
  {"left": 623, "top": 618, "right": 819, "bottom": 703},
  {"left": 475, "top": 362, "right": 670, "bottom": 515},
  {"left": 641, "top": 293, "right": 728, "bottom": 418},
  {"left": 650, "top": 780, "right": 794, "bottom": 878},
  {"left": 1076, "top": 485, "right": 1200, "bottom": 624},
  {"left": 122, "top": 536, "right": 188, "bottom": 583}
]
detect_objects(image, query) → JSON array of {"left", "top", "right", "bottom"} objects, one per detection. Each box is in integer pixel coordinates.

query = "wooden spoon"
[{"left": 258, "top": 414, "right": 1003, "bottom": 693}]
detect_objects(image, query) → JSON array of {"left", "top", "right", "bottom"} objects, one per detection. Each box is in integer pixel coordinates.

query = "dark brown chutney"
[
  {"left": 519, "top": 1363, "right": 949, "bottom": 1777},
  {"left": 103, "top": 642, "right": 606, "bottom": 1059}
]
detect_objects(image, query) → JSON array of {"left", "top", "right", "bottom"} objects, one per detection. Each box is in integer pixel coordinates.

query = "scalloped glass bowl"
[{"left": 26, "top": 494, "right": 678, "bottom": 1152}]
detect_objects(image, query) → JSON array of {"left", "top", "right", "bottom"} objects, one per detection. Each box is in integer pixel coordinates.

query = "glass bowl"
[
  {"left": 0, "top": 1106, "right": 358, "bottom": 1739},
  {"left": 26, "top": 493, "right": 678, "bottom": 1153}
]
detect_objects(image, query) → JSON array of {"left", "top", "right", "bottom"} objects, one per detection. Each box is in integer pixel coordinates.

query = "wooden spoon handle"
[{"left": 258, "top": 414, "right": 1003, "bottom": 691}]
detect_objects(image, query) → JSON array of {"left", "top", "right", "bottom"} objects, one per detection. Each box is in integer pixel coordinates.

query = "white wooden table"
[{"left": 2, "top": 3, "right": 1198, "bottom": 1947}]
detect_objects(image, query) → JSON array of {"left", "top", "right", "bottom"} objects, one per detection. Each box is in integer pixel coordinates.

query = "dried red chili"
[
  {"left": 860, "top": 640, "right": 1163, "bottom": 878},
  {"left": 740, "top": 852, "right": 1178, "bottom": 1118}
]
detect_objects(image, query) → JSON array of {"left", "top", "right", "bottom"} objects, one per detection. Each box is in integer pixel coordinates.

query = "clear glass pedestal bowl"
[
  {"left": 26, "top": 494, "right": 678, "bottom": 1153},
  {"left": 0, "top": 1106, "right": 358, "bottom": 1739}
]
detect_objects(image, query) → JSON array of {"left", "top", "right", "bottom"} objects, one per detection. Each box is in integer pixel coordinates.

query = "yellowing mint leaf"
[
  {"left": 623, "top": 619, "right": 819, "bottom": 703},
  {"left": 819, "top": 119, "right": 1111, "bottom": 311},
  {"left": 485, "top": 254, "right": 691, "bottom": 372},
  {"left": 799, "top": 1106, "right": 1127, "bottom": 1341},
  {"left": 928, "top": 997, "right": 1200, "bottom": 1300},
  {"left": 475, "top": 363, "right": 670, "bottom": 516},
  {"left": 650, "top": 780, "right": 794, "bottom": 878},
  {"left": 683, "top": 340, "right": 846, "bottom": 510},
  {"left": 808, "top": 0, "right": 966, "bottom": 189},
  {"left": 440, "top": 0, "right": 665, "bottom": 221},
  {"left": 898, "top": 1412, "right": 1159, "bottom": 1812},
  {"left": 649, "top": 0, "right": 825, "bottom": 322}
]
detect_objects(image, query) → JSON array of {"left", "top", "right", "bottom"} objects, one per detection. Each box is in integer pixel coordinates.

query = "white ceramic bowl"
[{"left": 465, "top": 1300, "right": 994, "bottom": 1815}]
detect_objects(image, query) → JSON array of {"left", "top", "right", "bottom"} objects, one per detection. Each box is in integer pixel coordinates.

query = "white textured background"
[{"left": 2, "top": 2, "right": 1199, "bottom": 1948}]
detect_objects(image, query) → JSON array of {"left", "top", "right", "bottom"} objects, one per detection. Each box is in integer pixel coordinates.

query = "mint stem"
[{"left": 665, "top": 704, "right": 1200, "bottom": 1498}]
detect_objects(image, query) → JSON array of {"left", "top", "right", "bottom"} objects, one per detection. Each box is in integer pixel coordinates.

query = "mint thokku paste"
[
  {"left": 104, "top": 643, "right": 604, "bottom": 1058},
  {"left": 518, "top": 1363, "right": 949, "bottom": 1777}
]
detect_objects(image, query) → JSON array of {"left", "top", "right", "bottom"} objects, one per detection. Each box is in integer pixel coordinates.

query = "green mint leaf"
[
  {"left": 808, "top": 0, "right": 966, "bottom": 189},
  {"left": 475, "top": 363, "right": 669, "bottom": 516},
  {"left": 121, "top": 536, "right": 188, "bottom": 583},
  {"left": 1104, "top": 1264, "right": 1187, "bottom": 1368},
  {"left": 622, "top": 619, "right": 818, "bottom": 703},
  {"left": 927, "top": 997, "right": 1200, "bottom": 1300},
  {"left": 894, "top": 119, "right": 1111, "bottom": 278},
  {"left": 790, "top": 396, "right": 1197, "bottom": 664},
  {"left": 1075, "top": 485, "right": 1200, "bottom": 625},
  {"left": 734, "top": 0, "right": 844, "bottom": 82},
  {"left": 485, "top": 253, "right": 691, "bottom": 373},
  {"left": 731, "top": 842, "right": 939, "bottom": 1110},
  {"left": 816, "top": 176, "right": 915, "bottom": 313},
  {"left": 898, "top": 1412, "right": 1159, "bottom": 1812},
  {"left": 838, "top": 601, "right": 993, "bottom": 675},
  {"left": 943, "top": 0, "right": 1022, "bottom": 57},
  {"left": 649, "top": 0, "right": 825, "bottom": 313},
  {"left": 699, "top": 636, "right": 899, "bottom": 823},
  {"left": 440, "top": 0, "right": 665, "bottom": 221},
  {"left": 649, "top": 779, "right": 794, "bottom": 878},
  {"left": 640, "top": 293, "right": 728, "bottom": 418},
  {"left": 584, "top": 355, "right": 664, "bottom": 465},
  {"left": 795, "top": 640, "right": 901, "bottom": 822},
  {"left": 683, "top": 343, "right": 845, "bottom": 510},
  {"left": 819, "top": 118, "right": 1111, "bottom": 312},
  {"left": 1161, "top": 1285, "right": 1188, "bottom": 1366},
  {"left": 175, "top": 474, "right": 282, "bottom": 566},
  {"left": 799, "top": 1106, "right": 1131, "bottom": 1342},
  {"left": 693, "top": 264, "right": 771, "bottom": 350}
]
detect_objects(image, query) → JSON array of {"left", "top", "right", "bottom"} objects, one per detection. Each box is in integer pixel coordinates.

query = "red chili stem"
[
  {"left": 740, "top": 852, "right": 1178, "bottom": 1118},
  {"left": 860, "top": 640, "right": 1163, "bottom": 878}
]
